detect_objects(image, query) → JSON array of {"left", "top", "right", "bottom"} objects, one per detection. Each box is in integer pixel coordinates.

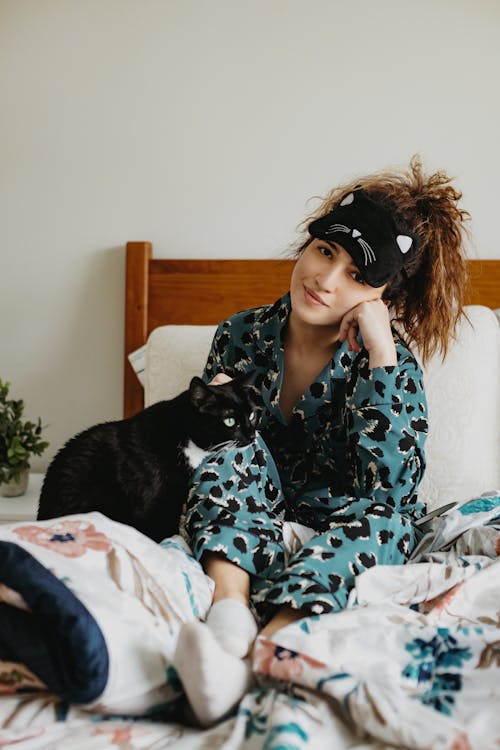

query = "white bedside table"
[{"left": 0, "top": 473, "right": 43, "bottom": 523}]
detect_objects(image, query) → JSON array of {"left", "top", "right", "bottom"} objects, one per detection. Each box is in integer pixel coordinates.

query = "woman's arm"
[
  {"left": 338, "top": 298, "right": 397, "bottom": 368},
  {"left": 343, "top": 346, "right": 428, "bottom": 518}
]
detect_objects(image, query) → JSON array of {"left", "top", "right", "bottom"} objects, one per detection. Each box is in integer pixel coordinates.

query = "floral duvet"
[{"left": 0, "top": 496, "right": 498, "bottom": 750}]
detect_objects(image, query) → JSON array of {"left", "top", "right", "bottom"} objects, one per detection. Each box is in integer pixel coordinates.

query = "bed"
[{"left": 0, "top": 243, "right": 498, "bottom": 749}]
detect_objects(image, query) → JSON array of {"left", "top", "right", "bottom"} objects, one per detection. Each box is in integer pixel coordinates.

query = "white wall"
[{"left": 1, "top": 0, "right": 499, "bottom": 470}]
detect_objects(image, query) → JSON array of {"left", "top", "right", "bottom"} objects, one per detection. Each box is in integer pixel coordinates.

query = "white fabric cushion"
[
  {"left": 145, "top": 306, "right": 500, "bottom": 511},
  {"left": 416, "top": 306, "right": 500, "bottom": 508},
  {"left": 145, "top": 325, "right": 217, "bottom": 405}
]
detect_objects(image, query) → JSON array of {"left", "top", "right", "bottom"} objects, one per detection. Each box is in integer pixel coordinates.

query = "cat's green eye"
[{"left": 223, "top": 416, "right": 236, "bottom": 427}]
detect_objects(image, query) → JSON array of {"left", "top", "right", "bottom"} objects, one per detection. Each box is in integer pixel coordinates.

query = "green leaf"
[{"left": 0, "top": 380, "right": 48, "bottom": 472}]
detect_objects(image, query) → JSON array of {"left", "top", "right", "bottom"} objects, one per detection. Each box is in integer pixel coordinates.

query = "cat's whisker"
[{"left": 208, "top": 440, "right": 234, "bottom": 453}]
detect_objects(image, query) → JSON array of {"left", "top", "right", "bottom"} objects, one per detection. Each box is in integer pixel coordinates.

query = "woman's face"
[{"left": 289, "top": 238, "right": 386, "bottom": 328}]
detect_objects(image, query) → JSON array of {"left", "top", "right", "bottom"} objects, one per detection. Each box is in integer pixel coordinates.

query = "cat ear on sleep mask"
[{"left": 308, "top": 189, "right": 419, "bottom": 287}]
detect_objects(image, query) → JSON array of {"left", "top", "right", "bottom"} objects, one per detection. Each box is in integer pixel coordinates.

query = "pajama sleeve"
[
  {"left": 343, "top": 346, "right": 428, "bottom": 518},
  {"left": 202, "top": 321, "right": 240, "bottom": 382}
]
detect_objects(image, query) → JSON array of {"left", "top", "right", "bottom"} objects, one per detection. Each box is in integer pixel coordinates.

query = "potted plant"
[{"left": 0, "top": 379, "right": 49, "bottom": 497}]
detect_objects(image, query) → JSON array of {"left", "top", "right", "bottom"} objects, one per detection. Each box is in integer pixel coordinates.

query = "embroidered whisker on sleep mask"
[{"left": 308, "top": 189, "right": 419, "bottom": 287}]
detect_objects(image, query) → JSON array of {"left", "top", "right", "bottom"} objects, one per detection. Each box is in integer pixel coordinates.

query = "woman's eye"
[
  {"left": 318, "top": 245, "right": 333, "bottom": 259},
  {"left": 349, "top": 271, "right": 365, "bottom": 285},
  {"left": 223, "top": 416, "right": 236, "bottom": 427}
]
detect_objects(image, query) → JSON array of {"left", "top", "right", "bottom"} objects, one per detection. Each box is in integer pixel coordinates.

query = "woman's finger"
[
  {"left": 347, "top": 322, "right": 361, "bottom": 352},
  {"left": 338, "top": 309, "right": 356, "bottom": 342},
  {"left": 209, "top": 373, "right": 233, "bottom": 386}
]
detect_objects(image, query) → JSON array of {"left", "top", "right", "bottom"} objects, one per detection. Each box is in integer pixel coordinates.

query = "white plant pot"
[{"left": 1, "top": 469, "right": 30, "bottom": 498}]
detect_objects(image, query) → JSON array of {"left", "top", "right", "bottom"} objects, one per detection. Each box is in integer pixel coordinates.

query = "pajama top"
[{"left": 202, "top": 293, "right": 428, "bottom": 526}]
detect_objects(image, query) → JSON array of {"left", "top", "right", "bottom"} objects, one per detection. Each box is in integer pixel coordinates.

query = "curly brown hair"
[{"left": 293, "top": 155, "right": 471, "bottom": 365}]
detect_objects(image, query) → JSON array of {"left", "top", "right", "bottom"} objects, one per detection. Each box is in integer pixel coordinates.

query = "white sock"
[
  {"left": 206, "top": 598, "right": 258, "bottom": 658},
  {"left": 173, "top": 621, "right": 254, "bottom": 727}
]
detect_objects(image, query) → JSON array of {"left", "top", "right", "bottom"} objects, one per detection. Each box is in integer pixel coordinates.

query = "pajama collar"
[
  {"left": 251, "top": 294, "right": 355, "bottom": 421},
  {"left": 251, "top": 293, "right": 355, "bottom": 374}
]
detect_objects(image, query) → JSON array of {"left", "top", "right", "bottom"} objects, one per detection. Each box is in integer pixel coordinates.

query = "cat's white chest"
[{"left": 182, "top": 439, "right": 210, "bottom": 470}]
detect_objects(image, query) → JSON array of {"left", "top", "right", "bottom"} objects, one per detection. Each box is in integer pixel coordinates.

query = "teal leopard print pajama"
[{"left": 184, "top": 294, "right": 428, "bottom": 621}]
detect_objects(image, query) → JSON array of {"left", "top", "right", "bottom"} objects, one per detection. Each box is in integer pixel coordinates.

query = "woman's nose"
[{"left": 315, "top": 264, "right": 342, "bottom": 292}]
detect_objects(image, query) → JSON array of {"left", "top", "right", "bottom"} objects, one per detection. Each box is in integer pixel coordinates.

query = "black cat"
[{"left": 37, "top": 374, "right": 256, "bottom": 542}]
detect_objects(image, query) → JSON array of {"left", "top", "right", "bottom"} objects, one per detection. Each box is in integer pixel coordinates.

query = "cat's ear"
[
  {"left": 189, "top": 376, "right": 212, "bottom": 408},
  {"left": 235, "top": 369, "right": 256, "bottom": 388}
]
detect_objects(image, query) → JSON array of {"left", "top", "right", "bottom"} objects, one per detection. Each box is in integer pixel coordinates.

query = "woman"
[{"left": 173, "top": 155, "right": 470, "bottom": 726}]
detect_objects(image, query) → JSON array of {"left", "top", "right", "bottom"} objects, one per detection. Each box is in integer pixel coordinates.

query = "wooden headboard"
[{"left": 124, "top": 241, "right": 500, "bottom": 418}]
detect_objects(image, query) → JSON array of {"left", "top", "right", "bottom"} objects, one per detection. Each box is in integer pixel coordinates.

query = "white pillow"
[
  {"left": 145, "top": 306, "right": 500, "bottom": 511},
  {"left": 416, "top": 306, "right": 500, "bottom": 509},
  {"left": 145, "top": 325, "right": 216, "bottom": 406}
]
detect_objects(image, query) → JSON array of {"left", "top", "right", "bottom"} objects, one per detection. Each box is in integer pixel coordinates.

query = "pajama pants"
[{"left": 184, "top": 435, "right": 417, "bottom": 624}]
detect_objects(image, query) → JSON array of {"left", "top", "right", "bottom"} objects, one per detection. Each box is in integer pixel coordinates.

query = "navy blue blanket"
[{"left": 0, "top": 542, "right": 108, "bottom": 704}]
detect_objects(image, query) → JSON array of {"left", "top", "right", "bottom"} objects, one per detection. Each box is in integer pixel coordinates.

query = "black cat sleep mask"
[{"left": 308, "top": 189, "right": 419, "bottom": 287}]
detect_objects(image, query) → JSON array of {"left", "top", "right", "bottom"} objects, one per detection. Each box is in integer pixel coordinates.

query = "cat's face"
[{"left": 187, "top": 373, "right": 257, "bottom": 450}]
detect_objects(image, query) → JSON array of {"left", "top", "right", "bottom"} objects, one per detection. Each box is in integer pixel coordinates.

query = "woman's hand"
[
  {"left": 208, "top": 373, "right": 233, "bottom": 386},
  {"left": 338, "top": 299, "right": 397, "bottom": 368}
]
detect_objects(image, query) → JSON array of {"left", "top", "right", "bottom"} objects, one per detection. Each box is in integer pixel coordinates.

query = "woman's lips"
[{"left": 304, "top": 286, "right": 327, "bottom": 306}]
